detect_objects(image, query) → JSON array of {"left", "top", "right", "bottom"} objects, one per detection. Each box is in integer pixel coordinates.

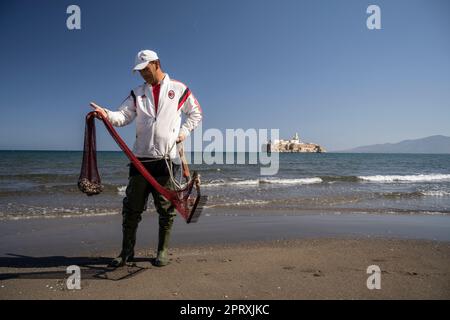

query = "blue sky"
[{"left": 0, "top": 0, "right": 449, "bottom": 151}]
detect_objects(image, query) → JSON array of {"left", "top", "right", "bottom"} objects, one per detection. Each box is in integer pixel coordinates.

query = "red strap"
[{"left": 89, "top": 112, "right": 191, "bottom": 219}]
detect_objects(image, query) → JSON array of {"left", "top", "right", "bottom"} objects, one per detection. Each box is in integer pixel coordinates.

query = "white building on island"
[{"left": 265, "top": 133, "right": 325, "bottom": 153}]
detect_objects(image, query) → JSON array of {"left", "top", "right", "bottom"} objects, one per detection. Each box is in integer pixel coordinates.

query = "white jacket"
[{"left": 104, "top": 74, "right": 202, "bottom": 159}]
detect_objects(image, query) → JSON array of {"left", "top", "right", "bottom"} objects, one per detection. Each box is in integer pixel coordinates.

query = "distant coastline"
[{"left": 336, "top": 135, "right": 450, "bottom": 154}]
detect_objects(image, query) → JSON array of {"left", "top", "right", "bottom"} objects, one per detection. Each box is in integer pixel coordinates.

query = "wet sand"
[{"left": 0, "top": 212, "right": 449, "bottom": 299}]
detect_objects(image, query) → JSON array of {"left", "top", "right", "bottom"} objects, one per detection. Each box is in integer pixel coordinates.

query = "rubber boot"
[
  {"left": 109, "top": 226, "right": 136, "bottom": 268},
  {"left": 154, "top": 216, "right": 174, "bottom": 267}
]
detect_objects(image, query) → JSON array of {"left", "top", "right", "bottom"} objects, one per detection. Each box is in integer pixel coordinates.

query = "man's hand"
[
  {"left": 90, "top": 102, "right": 108, "bottom": 119},
  {"left": 176, "top": 132, "right": 186, "bottom": 143}
]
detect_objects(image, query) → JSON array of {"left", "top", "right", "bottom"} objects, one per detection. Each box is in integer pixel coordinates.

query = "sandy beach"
[{"left": 0, "top": 212, "right": 449, "bottom": 300}]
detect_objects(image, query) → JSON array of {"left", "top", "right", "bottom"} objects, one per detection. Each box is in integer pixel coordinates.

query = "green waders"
[{"left": 110, "top": 164, "right": 177, "bottom": 268}]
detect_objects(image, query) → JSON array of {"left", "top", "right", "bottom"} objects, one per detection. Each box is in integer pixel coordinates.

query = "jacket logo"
[{"left": 168, "top": 90, "right": 175, "bottom": 99}]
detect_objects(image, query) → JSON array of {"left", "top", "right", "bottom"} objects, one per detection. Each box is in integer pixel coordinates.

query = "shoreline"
[{"left": 1, "top": 212, "right": 450, "bottom": 257}]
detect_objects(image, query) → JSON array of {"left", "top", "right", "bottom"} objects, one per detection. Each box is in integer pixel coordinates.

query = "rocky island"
[{"left": 265, "top": 133, "right": 326, "bottom": 153}]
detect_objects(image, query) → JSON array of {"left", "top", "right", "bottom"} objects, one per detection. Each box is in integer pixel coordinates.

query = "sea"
[{"left": 0, "top": 151, "right": 449, "bottom": 220}]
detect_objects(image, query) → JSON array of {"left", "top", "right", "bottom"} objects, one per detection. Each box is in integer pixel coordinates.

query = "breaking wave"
[
  {"left": 358, "top": 174, "right": 450, "bottom": 183},
  {"left": 204, "top": 199, "right": 271, "bottom": 208},
  {"left": 259, "top": 178, "right": 323, "bottom": 185},
  {"left": 203, "top": 177, "right": 323, "bottom": 187},
  {"left": 0, "top": 210, "right": 119, "bottom": 221},
  {"left": 421, "top": 190, "right": 450, "bottom": 197}
]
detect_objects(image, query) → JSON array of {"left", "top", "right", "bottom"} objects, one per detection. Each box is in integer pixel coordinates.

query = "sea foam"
[
  {"left": 204, "top": 177, "right": 323, "bottom": 187},
  {"left": 358, "top": 174, "right": 450, "bottom": 183}
]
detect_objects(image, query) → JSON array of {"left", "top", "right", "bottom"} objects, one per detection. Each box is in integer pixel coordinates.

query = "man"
[{"left": 90, "top": 50, "right": 202, "bottom": 267}]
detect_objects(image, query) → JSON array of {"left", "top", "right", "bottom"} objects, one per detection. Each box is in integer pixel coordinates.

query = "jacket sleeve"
[
  {"left": 180, "top": 92, "right": 202, "bottom": 137},
  {"left": 104, "top": 94, "right": 137, "bottom": 127}
]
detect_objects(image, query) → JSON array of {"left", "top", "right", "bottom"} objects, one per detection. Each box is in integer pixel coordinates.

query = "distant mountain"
[{"left": 338, "top": 135, "right": 450, "bottom": 154}]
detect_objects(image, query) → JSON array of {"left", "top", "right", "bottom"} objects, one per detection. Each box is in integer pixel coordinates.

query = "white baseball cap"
[{"left": 133, "top": 50, "right": 159, "bottom": 71}]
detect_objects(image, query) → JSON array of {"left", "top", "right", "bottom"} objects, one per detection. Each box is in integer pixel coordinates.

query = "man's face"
[{"left": 139, "top": 62, "right": 157, "bottom": 84}]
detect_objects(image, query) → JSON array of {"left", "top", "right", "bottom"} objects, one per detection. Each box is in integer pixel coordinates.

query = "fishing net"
[
  {"left": 78, "top": 111, "right": 206, "bottom": 223},
  {"left": 78, "top": 113, "right": 103, "bottom": 196}
]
